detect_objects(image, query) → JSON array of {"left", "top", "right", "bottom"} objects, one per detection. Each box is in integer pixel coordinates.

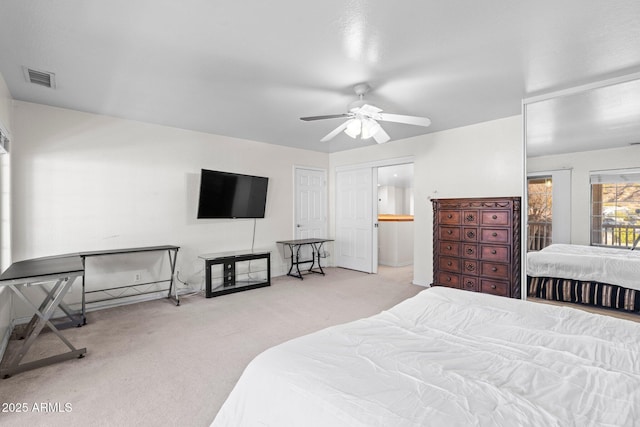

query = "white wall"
[
  {"left": 0, "top": 72, "right": 13, "bottom": 357},
  {"left": 10, "top": 101, "right": 328, "bottom": 312},
  {"left": 527, "top": 145, "right": 640, "bottom": 245},
  {"left": 329, "top": 115, "right": 524, "bottom": 286},
  {"left": 378, "top": 185, "right": 412, "bottom": 215}
]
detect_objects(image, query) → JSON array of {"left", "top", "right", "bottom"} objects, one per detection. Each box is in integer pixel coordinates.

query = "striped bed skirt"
[{"left": 527, "top": 276, "right": 640, "bottom": 313}]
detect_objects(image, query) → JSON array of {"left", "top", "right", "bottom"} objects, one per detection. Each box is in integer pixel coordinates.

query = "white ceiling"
[{"left": 1, "top": 1, "right": 640, "bottom": 153}]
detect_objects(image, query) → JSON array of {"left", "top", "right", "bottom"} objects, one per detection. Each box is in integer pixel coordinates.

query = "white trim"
[
  {"left": 335, "top": 156, "right": 415, "bottom": 172},
  {"left": 523, "top": 71, "right": 640, "bottom": 105},
  {"left": 521, "top": 103, "right": 528, "bottom": 299},
  {"left": 0, "top": 317, "right": 16, "bottom": 361}
]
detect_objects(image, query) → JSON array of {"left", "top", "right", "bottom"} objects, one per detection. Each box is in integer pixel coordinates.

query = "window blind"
[{"left": 590, "top": 169, "right": 640, "bottom": 184}]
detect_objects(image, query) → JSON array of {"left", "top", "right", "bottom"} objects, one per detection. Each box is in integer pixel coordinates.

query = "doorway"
[
  {"left": 334, "top": 157, "right": 415, "bottom": 276},
  {"left": 376, "top": 164, "right": 414, "bottom": 275}
]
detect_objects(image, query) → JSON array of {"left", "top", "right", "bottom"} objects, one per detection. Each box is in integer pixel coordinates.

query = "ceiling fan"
[{"left": 300, "top": 83, "right": 431, "bottom": 144}]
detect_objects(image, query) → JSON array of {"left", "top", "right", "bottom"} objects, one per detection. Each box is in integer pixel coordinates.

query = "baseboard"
[
  {"left": 412, "top": 279, "right": 431, "bottom": 287},
  {"left": 0, "top": 318, "right": 17, "bottom": 362}
]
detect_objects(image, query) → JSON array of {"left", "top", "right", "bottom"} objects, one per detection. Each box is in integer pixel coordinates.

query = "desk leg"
[
  {"left": 314, "top": 242, "right": 326, "bottom": 275},
  {"left": 2, "top": 278, "right": 87, "bottom": 378},
  {"left": 81, "top": 257, "right": 87, "bottom": 325},
  {"left": 285, "top": 244, "right": 304, "bottom": 280},
  {"left": 308, "top": 243, "right": 317, "bottom": 273},
  {"left": 18, "top": 279, "right": 63, "bottom": 339},
  {"left": 294, "top": 244, "right": 304, "bottom": 279},
  {"left": 166, "top": 248, "right": 180, "bottom": 306}
]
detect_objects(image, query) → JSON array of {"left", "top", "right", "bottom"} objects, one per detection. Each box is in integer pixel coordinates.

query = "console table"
[
  {"left": 276, "top": 238, "right": 333, "bottom": 279},
  {"left": 0, "top": 255, "right": 87, "bottom": 378},
  {"left": 199, "top": 250, "right": 271, "bottom": 298},
  {"left": 80, "top": 245, "right": 180, "bottom": 312}
]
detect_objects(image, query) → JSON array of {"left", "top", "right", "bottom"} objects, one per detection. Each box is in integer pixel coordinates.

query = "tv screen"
[{"left": 197, "top": 169, "right": 269, "bottom": 219}]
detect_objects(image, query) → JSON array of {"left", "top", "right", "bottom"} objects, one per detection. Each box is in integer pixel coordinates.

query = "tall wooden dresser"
[{"left": 432, "top": 197, "right": 521, "bottom": 298}]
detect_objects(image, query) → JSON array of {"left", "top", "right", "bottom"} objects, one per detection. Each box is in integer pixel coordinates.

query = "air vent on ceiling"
[{"left": 23, "top": 67, "right": 56, "bottom": 89}]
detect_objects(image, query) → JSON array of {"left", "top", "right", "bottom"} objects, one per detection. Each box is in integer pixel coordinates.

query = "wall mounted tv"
[{"left": 197, "top": 169, "right": 269, "bottom": 219}]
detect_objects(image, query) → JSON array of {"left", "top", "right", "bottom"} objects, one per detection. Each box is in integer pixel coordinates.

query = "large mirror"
[{"left": 524, "top": 73, "right": 640, "bottom": 307}]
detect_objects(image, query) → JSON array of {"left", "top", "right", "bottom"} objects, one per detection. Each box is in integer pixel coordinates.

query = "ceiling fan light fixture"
[
  {"left": 344, "top": 118, "right": 362, "bottom": 138},
  {"left": 361, "top": 118, "right": 382, "bottom": 139}
]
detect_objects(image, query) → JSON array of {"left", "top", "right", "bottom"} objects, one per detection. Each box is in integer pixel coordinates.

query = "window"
[
  {"left": 527, "top": 176, "right": 553, "bottom": 251},
  {"left": 590, "top": 169, "right": 640, "bottom": 248}
]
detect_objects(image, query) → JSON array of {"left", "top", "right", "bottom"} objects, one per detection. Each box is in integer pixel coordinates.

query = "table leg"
[
  {"left": 166, "top": 248, "right": 180, "bottom": 306},
  {"left": 2, "top": 277, "right": 87, "bottom": 378}
]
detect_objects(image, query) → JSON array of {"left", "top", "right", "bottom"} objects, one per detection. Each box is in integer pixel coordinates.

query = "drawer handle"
[
  {"left": 492, "top": 232, "right": 498, "bottom": 237},
  {"left": 447, "top": 245, "right": 452, "bottom": 250},
  {"left": 447, "top": 230, "right": 453, "bottom": 235},
  {"left": 491, "top": 284, "right": 497, "bottom": 289},
  {"left": 465, "top": 214, "right": 475, "bottom": 222},
  {"left": 447, "top": 214, "right": 452, "bottom": 219},
  {"left": 492, "top": 267, "right": 498, "bottom": 272},
  {"left": 447, "top": 261, "right": 452, "bottom": 266},
  {"left": 446, "top": 276, "right": 451, "bottom": 282},
  {"left": 466, "top": 281, "right": 474, "bottom": 288},
  {"left": 466, "top": 248, "right": 474, "bottom": 254},
  {"left": 465, "top": 264, "right": 475, "bottom": 271},
  {"left": 467, "top": 231, "right": 475, "bottom": 238},
  {"left": 491, "top": 249, "right": 497, "bottom": 254},
  {"left": 492, "top": 214, "right": 498, "bottom": 219}
]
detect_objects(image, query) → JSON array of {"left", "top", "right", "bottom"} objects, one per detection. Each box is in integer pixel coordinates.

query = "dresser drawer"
[
  {"left": 437, "top": 272, "right": 460, "bottom": 288},
  {"left": 462, "top": 260, "right": 478, "bottom": 275},
  {"left": 481, "top": 210, "right": 510, "bottom": 226},
  {"left": 479, "top": 245, "right": 510, "bottom": 262},
  {"left": 480, "top": 279, "right": 509, "bottom": 297},
  {"left": 480, "top": 228, "right": 510, "bottom": 244},
  {"left": 438, "top": 210, "right": 460, "bottom": 225},
  {"left": 439, "top": 227, "right": 460, "bottom": 241},
  {"left": 463, "top": 228, "right": 478, "bottom": 242},
  {"left": 462, "top": 244, "right": 477, "bottom": 259},
  {"left": 461, "top": 276, "right": 478, "bottom": 292},
  {"left": 439, "top": 241, "right": 460, "bottom": 256},
  {"left": 439, "top": 256, "right": 461, "bottom": 273},
  {"left": 462, "top": 210, "right": 479, "bottom": 225},
  {"left": 480, "top": 262, "right": 510, "bottom": 279}
]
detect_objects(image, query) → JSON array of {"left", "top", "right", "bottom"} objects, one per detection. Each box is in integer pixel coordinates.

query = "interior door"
[
  {"left": 294, "top": 167, "right": 327, "bottom": 240},
  {"left": 335, "top": 168, "right": 374, "bottom": 272}
]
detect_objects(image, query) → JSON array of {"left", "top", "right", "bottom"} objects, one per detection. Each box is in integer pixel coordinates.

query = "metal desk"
[
  {"left": 0, "top": 255, "right": 87, "bottom": 378},
  {"left": 80, "top": 245, "right": 180, "bottom": 311},
  {"left": 276, "top": 238, "right": 333, "bottom": 279}
]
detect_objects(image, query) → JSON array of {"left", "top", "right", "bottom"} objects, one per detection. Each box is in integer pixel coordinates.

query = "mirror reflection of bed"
[{"left": 525, "top": 73, "right": 640, "bottom": 321}]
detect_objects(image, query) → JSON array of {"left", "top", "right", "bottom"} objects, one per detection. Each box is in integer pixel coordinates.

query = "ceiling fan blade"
[
  {"left": 320, "top": 121, "right": 350, "bottom": 142},
  {"left": 300, "top": 113, "right": 351, "bottom": 121},
  {"left": 377, "top": 113, "right": 431, "bottom": 127},
  {"left": 356, "top": 104, "right": 383, "bottom": 115},
  {"left": 373, "top": 126, "right": 391, "bottom": 144}
]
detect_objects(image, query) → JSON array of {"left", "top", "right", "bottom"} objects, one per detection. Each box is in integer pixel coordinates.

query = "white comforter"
[
  {"left": 211, "top": 287, "right": 640, "bottom": 427},
  {"left": 527, "top": 243, "right": 640, "bottom": 290}
]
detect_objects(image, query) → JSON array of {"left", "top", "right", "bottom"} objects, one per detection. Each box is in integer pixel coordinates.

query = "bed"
[
  {"left": 527, "top": 243, "right": 640, "bottom": 312},
  {"left": 211, "top": 287, "right": 640, "bottom": 427}
]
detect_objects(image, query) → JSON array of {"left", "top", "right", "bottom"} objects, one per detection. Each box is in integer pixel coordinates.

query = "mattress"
[
  {"left": 527, "top": 243, "right": 640, "bottom": 290},
  {"left": 211, "top": 287, "right": 640, "bottom": 427}
]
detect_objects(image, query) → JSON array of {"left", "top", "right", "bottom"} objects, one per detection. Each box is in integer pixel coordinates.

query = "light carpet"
[{"left": 0, "top": 266, "right": 422, "bottom": 427}]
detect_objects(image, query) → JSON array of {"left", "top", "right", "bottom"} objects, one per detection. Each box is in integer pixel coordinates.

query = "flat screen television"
[{"left": 197, "top": 169, "right": 269, "bottom": 219}]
